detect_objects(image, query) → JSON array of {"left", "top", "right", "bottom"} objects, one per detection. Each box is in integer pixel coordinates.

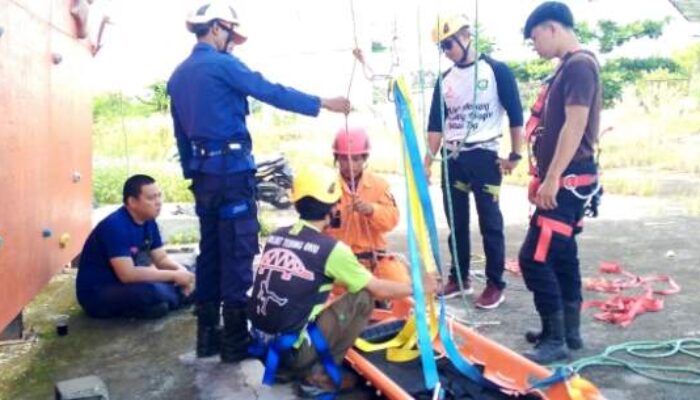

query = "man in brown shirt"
[{"left": 519, "top": 1, "right": 602, "bottom": 364}]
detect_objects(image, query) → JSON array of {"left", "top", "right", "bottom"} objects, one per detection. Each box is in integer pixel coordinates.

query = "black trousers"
[{"left": 441, "top": 149, "right": 505, "bottom": 289}]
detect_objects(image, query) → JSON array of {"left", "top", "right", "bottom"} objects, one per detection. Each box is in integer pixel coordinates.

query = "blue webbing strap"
[
  {"left": 253, "top": 322, "right": 342, "bottom": 389},
  {"left": 307, "top": 322, "right": 343, "bottom": 388},
  {"left": 394, "top": 80, "right": 498, "bottom": 391},
  {"left": 393, "top": 82, "right": 440, "bottom": 390},
  {"left": 261, "top": 332, "right": 298, "bottom": 385}
]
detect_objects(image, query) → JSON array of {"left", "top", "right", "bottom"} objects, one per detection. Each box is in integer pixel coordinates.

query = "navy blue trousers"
[
  {"left": 441, "top": 149, "right": 506, "bottom": 289},
  {"left": 191, "top": 172, "right": 260, "bottom": 308},
  {"left": 78, "top": 282, "right": 182, "bottom": 319},
  {"left": 518, "top": 161, "right": 597, "bottom": 315}
]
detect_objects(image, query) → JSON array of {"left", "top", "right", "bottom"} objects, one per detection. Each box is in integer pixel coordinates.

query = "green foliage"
[
  {"left": 93, "top": 92, "right": 153, "bottom": 122},
  {"left": 371, "top": 41, "right": 388, "bottom": 53},
  {"left": 167, "top": 230, "right": 200, "bottom": 245},
  {"left": 510, "top": 56, "right": 681, "bottom": 109},
  {"left": 512, "top": 18, "right": 673, "bottom": 108},
  {"left": 136, "top": 80, "right": 170, "bottom": 114},
  {"left": 673, "top": 42, "right": 700, "bottom": 75},
  {"left": 472, "top": 28, "right": 495, "bottom": 55},
  {"left": 93, "top": 162, "right": 193, "bottom": 206},
  {"left": 601, "top": 57, "right": 683, "bottom": 107},
  {"left": 575, "top": 19, "right": 667, "bottom": 54},
  {"left": 508, "top": 59, "right": 556, "bottom": 83}
]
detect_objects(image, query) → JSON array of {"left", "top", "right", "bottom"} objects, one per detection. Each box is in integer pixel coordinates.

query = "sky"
[{"left": 89, "top": 0, "right": 699, "bottom": 95}]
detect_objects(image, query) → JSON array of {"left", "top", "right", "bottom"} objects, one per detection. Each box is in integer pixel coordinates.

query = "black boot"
[
  {"left": 524, "top": 315, "right": 549, "bottom": 347},
  {"left": 526, "top": 303, "right": 583, "bottom": 350},
  {"left": 221, "top": 306, "right": 252, "bottom": 363},
  {"left": 196, "top": 303, "right": 222, "bottom": 358},
  {"left": 523, "top": 311, "right": 569, "bottom": 364},
  {"left": 563, "top": 301, "right": 583, "bottom": 350}
]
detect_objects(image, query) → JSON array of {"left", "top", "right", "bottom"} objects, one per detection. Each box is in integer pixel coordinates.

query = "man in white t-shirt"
[{"left": 423, "top": 14, "right": 524, "bottom": 309}]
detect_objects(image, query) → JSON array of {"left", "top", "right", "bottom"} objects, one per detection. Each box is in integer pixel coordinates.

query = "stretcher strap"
[
  {"left": 393, "top": 77, "right": 439, "bottom": 388},
  {"left": 393, "top": 77, "right": 576, "bottom": 396},
  {"left": 396, "top": 78, "right": 502, "bottom": 392},
  {"left": 354, "top": 313, "right": 439, "bottom": 362},
  {"left": 534, "top": 216, "right": 573, "bottom": 263}
]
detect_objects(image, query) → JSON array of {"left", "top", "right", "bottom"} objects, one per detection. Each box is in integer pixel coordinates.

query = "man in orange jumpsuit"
[{"left": 325, "top": 127, "right": 411, "bottom": 287}]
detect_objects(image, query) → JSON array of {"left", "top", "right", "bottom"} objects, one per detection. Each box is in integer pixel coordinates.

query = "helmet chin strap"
[
  {"left": 455, "top": 38, "right": 473, "bottom": 67},
  {"left": 215, "top": 21, "right": 234, "bottom": 53},
  {"left": 221, "top": 32, "right": 233, "bottom": 53}
]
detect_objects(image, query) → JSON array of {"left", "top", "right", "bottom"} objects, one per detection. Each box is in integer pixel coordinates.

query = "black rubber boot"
[
  {"left": 523, "top": 311, "right": 569, "bottom": 364},
  {"left": 524, "top": 315, "right": 549, "bottom": 347},
  {"left": 220, "top": 306, "right": 252, "bottom": 363},
  {"left": 196, "top": 303, "right": 222, "bottom": 358},
  {"left": 563, "top": 301, "right": 583, "bottom": 350}
]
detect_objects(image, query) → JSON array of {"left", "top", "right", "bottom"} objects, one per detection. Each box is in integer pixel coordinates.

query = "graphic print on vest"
[
  {"left": 249, "top": 227, "right": 336, "bottom": 334},
  {"left": 255, "top": 247, "right": 314, "bottom": 317}
]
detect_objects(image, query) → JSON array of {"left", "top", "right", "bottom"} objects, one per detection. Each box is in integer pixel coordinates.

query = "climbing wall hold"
[
  {"left": 72, "top": 171, "right": 82, "bottom": 183},
  {"left": 52, "top": 53, "right": 63, "bottom": 65},
  {"left": 59, "top": 233, "right": 71, "bottom": 249},
  {"left": 42, "top": 229, "right": 53, "bottom": 238}
]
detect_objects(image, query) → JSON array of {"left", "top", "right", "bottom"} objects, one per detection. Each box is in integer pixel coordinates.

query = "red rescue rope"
[{"left": 583, "top": 261, "right": 680, "bottom": 327}]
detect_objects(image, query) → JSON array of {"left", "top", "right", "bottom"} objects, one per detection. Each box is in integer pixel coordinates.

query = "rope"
[
  {"left": 342, "top": 0, "right": 382, "bottom": 268},
  {"left": 434, "top": 1, "right": 484, "bottom": 322},
  {"left": 559, "top": 339, "right": 700, "bottom": 385}
]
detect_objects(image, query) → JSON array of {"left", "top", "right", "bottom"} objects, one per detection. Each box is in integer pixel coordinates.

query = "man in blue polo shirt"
[
  {"left": 77, "top": 175, "right": 195, "bottom": 319},
  {"left": 167, "top": 1, "right": 351, "bottom": 363}
]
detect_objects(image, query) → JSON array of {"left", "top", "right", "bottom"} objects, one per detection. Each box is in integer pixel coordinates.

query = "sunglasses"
[{"left": 440, "top": 38, "right": 454, "bottom": 52}]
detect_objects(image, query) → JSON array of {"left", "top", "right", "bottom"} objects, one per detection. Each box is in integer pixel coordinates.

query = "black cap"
[{"left": 523, "top": 1, "right": 574, "bottom": 39}]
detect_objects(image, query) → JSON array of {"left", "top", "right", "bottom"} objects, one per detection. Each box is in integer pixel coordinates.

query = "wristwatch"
[{"left": 508, "top": 152, "right": 523, "bottom": 162}]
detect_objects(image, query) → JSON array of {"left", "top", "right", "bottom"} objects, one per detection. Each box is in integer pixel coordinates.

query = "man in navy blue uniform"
[
  {"left": 167, "top": 1, "right": 351, "bottom": 363},
  {"left": 77, "top": 175, "right": 195, "bottom": 319},
  {"left": 423, "top": 14, "right": 524, "bottom": 309}
]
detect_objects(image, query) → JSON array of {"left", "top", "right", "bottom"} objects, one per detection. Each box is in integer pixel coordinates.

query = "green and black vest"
[{"left": 249, "top": 224, "right": 337, "bottom": 334}]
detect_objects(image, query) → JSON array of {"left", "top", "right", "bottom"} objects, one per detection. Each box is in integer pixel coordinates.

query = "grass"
[
  {"left": 91, "top": 89, "right": 700, "bottom": 214},
  {"left": 0, "top": 271, "right": 81, "bottom": 399}
]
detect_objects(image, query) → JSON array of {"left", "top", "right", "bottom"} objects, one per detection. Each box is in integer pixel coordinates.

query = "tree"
[
  {"left": 512, "top": 18, "right": 676, "bottom": 108},
  {"left": 137, "top": 80, "right": 170, "bottom": 114}
]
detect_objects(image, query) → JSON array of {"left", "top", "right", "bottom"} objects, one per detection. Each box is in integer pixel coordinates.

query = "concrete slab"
[{"left": 6, "top": 181, "right": 698, "bottom": 399}]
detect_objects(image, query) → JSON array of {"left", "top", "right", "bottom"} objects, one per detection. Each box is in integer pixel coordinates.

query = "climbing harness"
[{"left": 249, "top": 322, "right": 342, "bottom": 388}]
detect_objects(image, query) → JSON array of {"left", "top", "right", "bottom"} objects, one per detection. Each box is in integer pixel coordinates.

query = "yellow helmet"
[
  {"left": 431, "top": 14, "right": 471, "bottom": 44},
  {"left": 291, "top": 165, "right": 341, "bottom": 204}
]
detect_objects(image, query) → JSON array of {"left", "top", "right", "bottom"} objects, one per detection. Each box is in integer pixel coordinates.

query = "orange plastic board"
[{"left": 0, "top": 0, "right": 92, "bottom": 331}]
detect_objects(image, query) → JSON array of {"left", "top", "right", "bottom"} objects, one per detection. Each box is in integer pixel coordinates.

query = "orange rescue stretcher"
[{"left": 344, "top": 304, "right": 601, "bottom": 400}]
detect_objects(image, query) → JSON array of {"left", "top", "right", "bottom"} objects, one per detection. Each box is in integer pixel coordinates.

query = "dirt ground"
[{"left": 1, "top": 181, "right": 699, "bottom": 400}]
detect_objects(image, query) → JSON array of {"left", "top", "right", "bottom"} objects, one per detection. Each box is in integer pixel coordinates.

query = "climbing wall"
[{"left": 0, "top": 0, "right": 92, "bottom": 332}]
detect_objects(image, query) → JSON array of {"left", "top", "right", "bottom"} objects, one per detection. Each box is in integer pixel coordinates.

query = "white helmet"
[{"left": 186, "top": 1, "right": 247, "bottom": 44}]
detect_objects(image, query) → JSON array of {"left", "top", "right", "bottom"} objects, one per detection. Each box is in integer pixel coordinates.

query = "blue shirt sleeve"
[
  {"left": 149, "top": 221, "right": 163, "bottom": 250},
  {"left": 98, "top": 219, "right": 131, "bottom": 260},
  {"left": 169, "top": 102, "right": 193, "bottom": 179},
  {"left": 427, "top": 78, "right": 445, "bottom": 133},
  {"left": 222, "top": 57, "right": 322, "bottom": 117},
  {"left": 489, "top": 58, "right": 524, "bottom": 128}
]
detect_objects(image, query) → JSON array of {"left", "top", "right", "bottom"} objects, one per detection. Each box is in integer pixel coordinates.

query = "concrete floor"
[{"left": 3, "top": 181, "right": 699, "bottom": 400}]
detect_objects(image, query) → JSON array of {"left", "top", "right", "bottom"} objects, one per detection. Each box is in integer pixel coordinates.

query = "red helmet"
[{"left": 333, "top": 127, "right": 370, "bottom": 156}]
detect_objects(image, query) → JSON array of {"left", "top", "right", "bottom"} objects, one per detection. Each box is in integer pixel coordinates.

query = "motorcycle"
[
  {"left": 255, "top": 154, "right": 293, "bottom": 210},
  {"left": 168, "top": 148, "right": 293, "bottom": 210}
]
